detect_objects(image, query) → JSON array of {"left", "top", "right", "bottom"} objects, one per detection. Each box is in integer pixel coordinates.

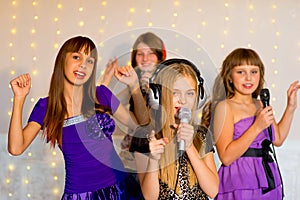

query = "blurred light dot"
[
  {"left": 220, "top": 44, "right": 225, "bottom": 49},
  {"left": 79, "top": 21, "right": 84, "bottom": 27},
  {"left": 12, "top": 15, "right": 16, "bottom": 20},
  {"left": 146, "top": 8, "right": 151, "bottom": 13},
  {"left": 9, "top": 42, "right": 13, "bottom": 47},
  {"left": 26, "top": 165, "right": 31, "bottom": 170},
  {"left": 274, "top": 70, "right": 278, "bottom": 74},
  {"left": 171, "top": 23, "right": 176, "bottom": 28},
  {"left": 148, "top": 22, "right": 153, "bottom": 27},
  {"left": 8, "top": 165, "right": 15, "bottom": 171},
  {"left": 28, "top": 152, "right": 32, "bottom": 157},
  {"left": 51, "top": 162, "right": 56, "bottom": 167},
  {"left": 100, "top": 15, "right": 105, "bottom": 20},
  {"left": 127, "top": 21, "right": 133, "bottom": 27},
  {"left": 6, "top": 178, "right": 11, "bottom": 184},
  {"left": 129, "top": 8, "right": 135, "bottom": 13},
  {"left": 79, "top": 7, "right": 83, "bottom": 12},
  {"left": 31, "top": 29, "right": 36, "bottom": 34},
  {"left": 30, "top": 97, "right": 35, "bottom": 102},
  {"left": 54, "top": 43, "right": 59, "bottom": 49},
  {"left": 57, "top": 4, "right": 62, "bottom": 9},
  {"left": 225, "top": 16, "right": 229, "bottom": 21},
  {"left": 11, "top": 28, "right": 17, "bottom": 34},
  {"left": 34, "top": 15, "right": 38, "bottom": 20},
  {"left": 54, "top": 17, "right": 59, "bottom": 22},
  {"left": 101, "top": 1, "right": 107, "bottom": 6}
]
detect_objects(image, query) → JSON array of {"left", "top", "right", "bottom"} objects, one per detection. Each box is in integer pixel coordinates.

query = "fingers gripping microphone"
[
  {"left": 178, "top": 107, "right": 192, "bottom": 156},
  {"left": 260, "top": 88, "right": 273, "bottom": 140}
]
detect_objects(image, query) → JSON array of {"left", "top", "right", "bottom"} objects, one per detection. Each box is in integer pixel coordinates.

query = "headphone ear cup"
[{"left": 148, "top": 83, "right": 161, "bottom": 110}]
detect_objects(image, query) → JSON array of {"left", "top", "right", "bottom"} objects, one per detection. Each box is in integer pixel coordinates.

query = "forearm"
[
  {"left": 186, "top": 146, "right": 219, "bottom": 198},
  {"left": 139, "top": 158, "right": 160, "bottom": 200},
  {"left": 8, "top": 97, "right": 26, "bottom": 155},
  {"left": 130, "top": 87, "right": 150, "bottom": 125},
  {"left": 217, "top": 125, "right": 261, "bottom": 165},
  {"left": 275, "top": 106, "right": 296, "bottom": 145}
]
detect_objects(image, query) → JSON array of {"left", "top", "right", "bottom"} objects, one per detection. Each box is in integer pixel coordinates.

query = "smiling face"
[
  {"left": 135, "top": 42, "right": 159, "bottom": 73},
  {"left": 231, "top": 65, "right": 260, "bottom": 97},
  {"left": 64, "top": 48, "right": 95, "bottom": 86},
  {"left": 172, "top": 75, "right": 197, "bottom": 115}
]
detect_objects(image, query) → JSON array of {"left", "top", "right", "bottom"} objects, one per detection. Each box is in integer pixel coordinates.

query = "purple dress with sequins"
[
  {"left": 28, "top": 85, "right": 143, "bottom": 200},
  {"left": 215, "top": 116, "right": 283, "bottom": 200}
]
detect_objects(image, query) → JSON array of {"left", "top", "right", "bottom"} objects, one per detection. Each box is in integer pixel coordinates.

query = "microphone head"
[
  {"left": 178, "top": 107, "right": 192, "bottom": 123},
  {"left": 260, "top": 88, "right": 270, "bottom": 102}
]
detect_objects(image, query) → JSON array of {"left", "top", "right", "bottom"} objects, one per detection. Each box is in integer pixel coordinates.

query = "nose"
[
  {"left": 80, "top": 60, "right": 87, "bottom": 69},
  {"left": 176, "top": 93, "right": 187, "bottom": 105},
  {"left": 245, "top": 72, "right": 251, "bottom": 80},
  {"left": 142, "top": 53, "right": 149, "bottom": 62}
]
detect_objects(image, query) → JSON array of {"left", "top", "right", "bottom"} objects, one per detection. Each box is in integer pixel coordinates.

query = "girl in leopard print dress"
[{"left": 130, "top": 59, "right": 219, "bottom": 199}]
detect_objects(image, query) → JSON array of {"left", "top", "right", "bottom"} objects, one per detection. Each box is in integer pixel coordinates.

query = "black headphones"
[{"left": 148, "top": 58, "right": 205, "bottom": 110}]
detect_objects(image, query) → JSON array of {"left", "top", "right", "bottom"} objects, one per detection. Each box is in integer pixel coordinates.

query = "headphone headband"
[{"left": 148, "top": 58, "right": 205, "bottom": 110}]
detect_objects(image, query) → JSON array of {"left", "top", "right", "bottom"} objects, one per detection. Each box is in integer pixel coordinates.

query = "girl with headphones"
[{"left": 130, "top": 59, "right": 219, "bottom": 199}]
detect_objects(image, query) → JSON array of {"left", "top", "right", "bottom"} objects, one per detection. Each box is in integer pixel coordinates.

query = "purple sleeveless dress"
[
  {"left": 215, "top": 116, "right": 283, "bottom": 200},
  {"left": 28, "top": 85, "right": 143, "bottom": 200}
]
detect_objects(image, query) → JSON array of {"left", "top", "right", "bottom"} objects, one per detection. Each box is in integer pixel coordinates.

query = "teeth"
[{"left": 75, "top": 71, "right": 85, "bottom": 76}]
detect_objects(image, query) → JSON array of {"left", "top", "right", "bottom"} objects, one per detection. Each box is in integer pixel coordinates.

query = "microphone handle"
[
  {"left": 178, "top": 118, "right": 189, "bottom": 156},
  {"left": 267, "top": 126, "right": 273, "bottom": 140},
  {"left": 263, "top": 101, "right": 273, "bottom": 140}
]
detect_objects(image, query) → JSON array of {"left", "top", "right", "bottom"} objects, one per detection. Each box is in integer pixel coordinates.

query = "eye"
[
  {"left": 251, "top": 70, "right": 258, "bottom": 74},
  {"left": 187, "top": 91, "right": 195, "bottom": 96},
  {"left": 73, "top": 55, "right": 80, "bottom": 60},
  {"left": 87, "top": 58, "right": 95, "bottom": 65}
]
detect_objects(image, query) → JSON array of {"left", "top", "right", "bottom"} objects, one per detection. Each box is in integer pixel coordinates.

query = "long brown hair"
[{"left": 43, "top": 36, "right": 99, "bottom": 147}]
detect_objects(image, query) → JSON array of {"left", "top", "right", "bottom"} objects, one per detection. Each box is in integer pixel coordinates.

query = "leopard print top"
[{"left": 158, "top": 154, "right": 208, "bottom": 200}]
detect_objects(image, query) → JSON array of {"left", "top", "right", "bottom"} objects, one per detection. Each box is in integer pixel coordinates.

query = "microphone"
[
  {"left": 260, "top": 88, "right": 273, "bottom": 140},
  {"left": 178, "top": 107, "right": 192, "bottom": 156}
]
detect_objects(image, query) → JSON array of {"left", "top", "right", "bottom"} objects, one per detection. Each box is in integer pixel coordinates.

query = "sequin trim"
[{"left": 63, "top": 115, "right": 86, "bottom": 127}]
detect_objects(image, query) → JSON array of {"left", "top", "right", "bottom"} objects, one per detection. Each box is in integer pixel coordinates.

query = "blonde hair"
[{"left": 153, "top": 62, "right": 204, "bottom": 192}]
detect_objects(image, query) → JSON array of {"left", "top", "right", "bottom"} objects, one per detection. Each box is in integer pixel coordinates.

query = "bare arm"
[
  {"left": 214, "top": 100, "right": 272, "bottom": 166},
  {"left": 177, "top": 122, "right": 219, "bottom": 198},
  {"left": 8, "top": 74, "right": 41, "bottom": 155},
  {"left": 186, "top": 147, "right": 219, "bottom": 198},
  {"left": 273, "top": 81, "right": 300, "bottom": 146},
  {"left": 134, "top": 152, "right": 160, "bottom": 200},
  {"left": 134, "top": 130, "right": 169, "bottom": 200}
]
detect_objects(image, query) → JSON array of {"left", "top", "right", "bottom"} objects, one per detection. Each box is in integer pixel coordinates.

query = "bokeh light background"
[{"left": 1, "top": 0, "right": 300, "bottom": 199}]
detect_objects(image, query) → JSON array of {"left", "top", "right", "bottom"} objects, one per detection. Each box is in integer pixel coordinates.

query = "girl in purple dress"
[
  {"left": 8, "top": 36, "right": 149, "bottom": 199},
  {"left": 202, "top": 48, "right": 299, "bottom": 200}
]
